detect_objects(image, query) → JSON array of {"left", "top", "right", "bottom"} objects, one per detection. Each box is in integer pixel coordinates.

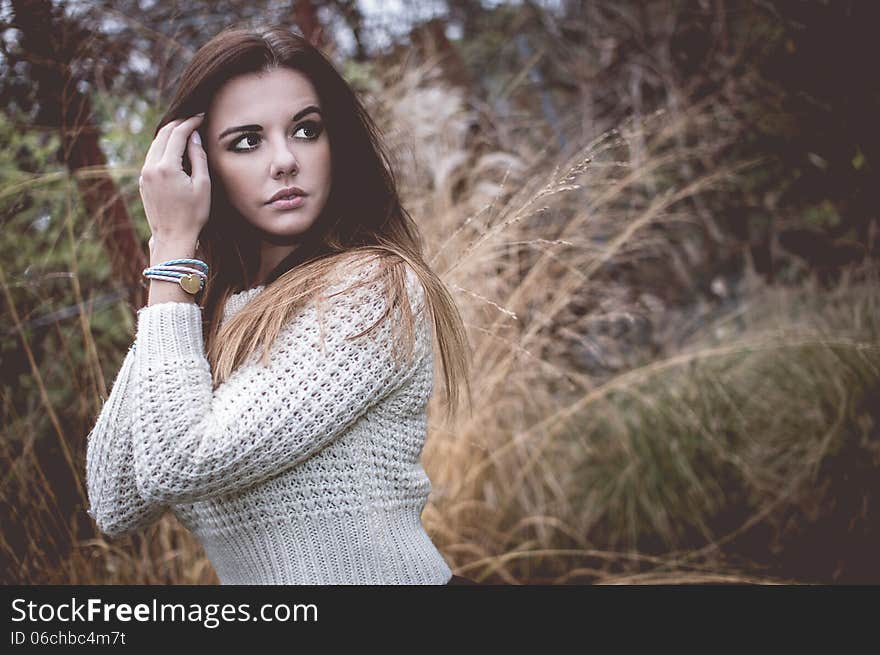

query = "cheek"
[
  {"left": 208, "top": 159, "right": 257, "bottom": 216},
  {"left": 316, "top": 145, "right": 332, "bottom": 186},
  {"left": 211, "top": 157, "right": 252, "bottom": 193}
]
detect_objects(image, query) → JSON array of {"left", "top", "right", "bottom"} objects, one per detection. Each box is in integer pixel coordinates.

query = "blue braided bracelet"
[
  {"left": 144, "top": 258, "right": 210, "bottom": 295},
  {"left": 152, "top": 258, "right": 208, "bottom": 272}
]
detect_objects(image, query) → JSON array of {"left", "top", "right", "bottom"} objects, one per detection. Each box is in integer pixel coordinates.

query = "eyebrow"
[{"left": 217, "top": 105, "right": 322, "bottom": 141}]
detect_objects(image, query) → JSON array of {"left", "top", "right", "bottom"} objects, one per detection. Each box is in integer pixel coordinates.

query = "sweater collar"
[{"left": 221, "top": 285, "right": 265, "bottom": 325}]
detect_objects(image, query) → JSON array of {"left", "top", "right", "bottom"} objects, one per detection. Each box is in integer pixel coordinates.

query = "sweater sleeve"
[
  {"left": 85, "top": 343, "right": 169, "bottom": 538},
  {"left": 129, "top": 260, "right": 430, "bottom": 504}
]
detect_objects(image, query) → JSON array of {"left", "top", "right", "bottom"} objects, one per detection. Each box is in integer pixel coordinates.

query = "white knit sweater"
[{"left": 85, "top": 258, "right": 453, "bottom": 585}]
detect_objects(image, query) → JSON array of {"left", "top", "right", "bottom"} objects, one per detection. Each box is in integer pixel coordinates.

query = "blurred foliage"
[{"left": 442, "top": 1, "right": 877, "bottom": 283}]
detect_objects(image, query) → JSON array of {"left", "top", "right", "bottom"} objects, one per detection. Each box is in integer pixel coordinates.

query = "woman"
[{"left": 85, "top": 23, "right": 477, "bottom": 585}]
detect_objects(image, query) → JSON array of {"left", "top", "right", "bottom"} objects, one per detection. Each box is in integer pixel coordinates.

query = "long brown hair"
[{"left": 151, "top": 23, "right": 471, "bottom": 422}]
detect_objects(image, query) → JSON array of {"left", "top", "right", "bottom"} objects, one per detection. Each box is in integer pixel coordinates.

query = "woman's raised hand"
[{"left": 139, "top": 113, "right": 211, "bottom": 245}]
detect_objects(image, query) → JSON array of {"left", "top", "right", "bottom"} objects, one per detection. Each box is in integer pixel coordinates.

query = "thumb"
[{"left": 188, "top": 130, "right": 209, "bottom": 185}]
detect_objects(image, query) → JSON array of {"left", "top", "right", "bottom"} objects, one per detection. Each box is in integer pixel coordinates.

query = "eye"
[
  {"left": 229, "top": 133, "right": 260, "bottom": 152},
  {"left": 293, "top": 120, "right": 323, "bottom": 140},
  {"left": 229, "top": 121, "right": 323, "bottom": 153}
]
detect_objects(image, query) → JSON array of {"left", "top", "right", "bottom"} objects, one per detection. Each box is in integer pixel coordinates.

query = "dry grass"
[{"left": 372, "top": 59, "right": 879, "bottom": 585}]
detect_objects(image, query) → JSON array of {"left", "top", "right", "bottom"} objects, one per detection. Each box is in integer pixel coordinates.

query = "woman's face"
[{"left": 203, "top": 67, "right": 332, "bottom": 244}]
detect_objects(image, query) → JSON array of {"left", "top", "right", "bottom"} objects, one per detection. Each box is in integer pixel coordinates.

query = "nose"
[{"left": 269, "top": 134, "right": 299, "bottom": 178}]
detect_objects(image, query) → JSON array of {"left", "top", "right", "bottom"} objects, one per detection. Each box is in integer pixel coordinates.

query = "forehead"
[{"left": 208, "top": 68, "right": 319, "bottom": 124}]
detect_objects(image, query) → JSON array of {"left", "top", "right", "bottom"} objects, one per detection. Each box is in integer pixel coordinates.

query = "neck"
[{"left": 255, "top": 242, "right": 299, "bottom": 286}]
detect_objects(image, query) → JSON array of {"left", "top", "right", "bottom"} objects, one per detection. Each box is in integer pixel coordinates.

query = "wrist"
[
  {"left": 149, "top": 237, "right": 199, "bottom": 266},
  {"left": 146, "top": 277, "right": 198, "bottom": 306}
]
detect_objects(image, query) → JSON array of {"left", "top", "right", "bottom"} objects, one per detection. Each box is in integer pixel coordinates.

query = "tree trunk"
[
  {"left": 292, "top": 0, "right": 329, "bottom": 51},
  {"left": 11, "top": 0, "right": 146, "bottom": 313},
  {"left": 333, "top": 0, "right": 369, "bottom": 62}
]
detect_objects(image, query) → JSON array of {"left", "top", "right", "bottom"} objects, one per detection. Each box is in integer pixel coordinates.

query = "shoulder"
[
  {"left": 318, "top": 253, "right": 431, "bottom": 347},
  {"left": 325, "top": 253, "right": 426, "bottom": 312}
]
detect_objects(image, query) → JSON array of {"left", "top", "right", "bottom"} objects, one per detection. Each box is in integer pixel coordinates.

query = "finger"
[
  {"left": 159, "top": 114, "right": 205, "bottom": 171},
  {"left": 187, "top": 128, "right": 209, "bottom": 185},
  {"left": 143, "top": 118, "right": 185, "bottom": 171}
]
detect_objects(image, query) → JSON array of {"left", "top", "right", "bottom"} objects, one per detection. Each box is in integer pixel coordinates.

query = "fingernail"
[
  {"left": 192, "top": 131, "right": 202, "bottom": 145},
  {"left": 196, "top": 112, "right": 205, "bottom": 117}
]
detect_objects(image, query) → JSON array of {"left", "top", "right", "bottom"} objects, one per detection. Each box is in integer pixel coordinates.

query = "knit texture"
[{"left": 85, "top": 257, "right": 453, "bottom": 585}]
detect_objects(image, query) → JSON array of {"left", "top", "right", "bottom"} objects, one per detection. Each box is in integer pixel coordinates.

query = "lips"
[{"left": 267, "top": 186, "right": 307, "bottom": 203}]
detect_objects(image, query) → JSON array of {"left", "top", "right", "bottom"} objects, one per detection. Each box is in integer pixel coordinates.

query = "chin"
[
  {"left": 255, "top": 211, "right": 316, "bottom": 230},
  {"left": 258, "top": 222, "right": 316, "bottom": 244}
]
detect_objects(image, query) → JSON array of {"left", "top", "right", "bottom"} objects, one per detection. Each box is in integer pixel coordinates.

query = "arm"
[
  {"left": 130, "top": 259, "right": 430, "bottom": 504},
  {"left": 85, "top": 343, "right": 169, "bottom": 538},
  {"left": 84, "top": 237, "right": 193, "bottom": 537}
]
